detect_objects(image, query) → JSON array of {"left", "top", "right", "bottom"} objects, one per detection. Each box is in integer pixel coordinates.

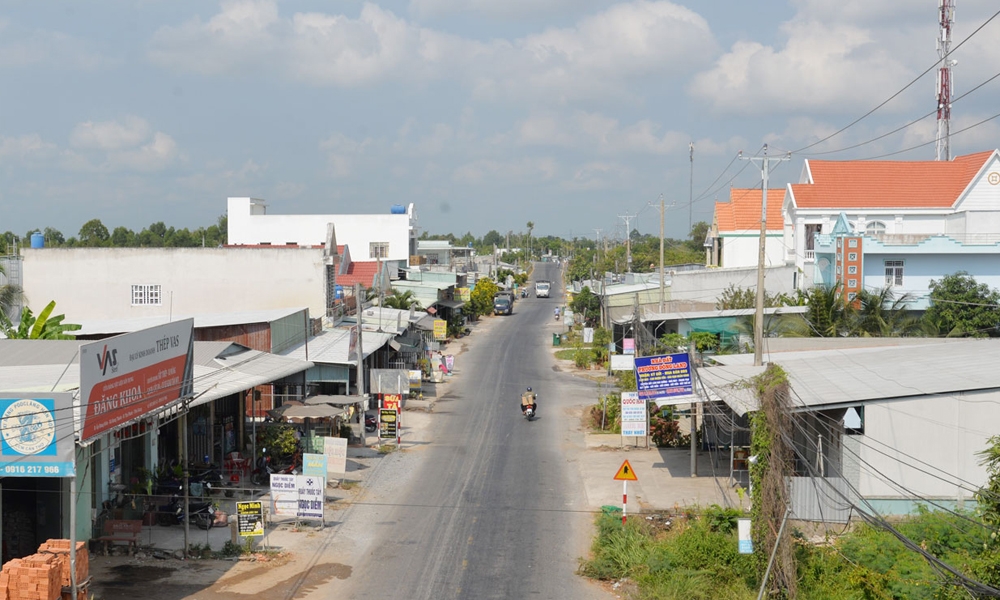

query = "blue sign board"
[
  {"left": 0, "top": 394, "right": 76, "bottom": 477},
  {"left": 633, "top": 353, "right": 693, "bottom": 400}
]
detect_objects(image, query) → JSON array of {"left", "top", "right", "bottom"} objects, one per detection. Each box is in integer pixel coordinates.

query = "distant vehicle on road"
[
  {"left": 535, "top": 281, "right": 551, "bottom": 298},
  {"left": 494, "top": 296, "right": 513, "bottom": 315}
]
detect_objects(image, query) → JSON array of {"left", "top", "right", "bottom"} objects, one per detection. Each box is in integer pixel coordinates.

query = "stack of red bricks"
[{"left": 0, "top": 540, "right": 90, "bottom": 600}]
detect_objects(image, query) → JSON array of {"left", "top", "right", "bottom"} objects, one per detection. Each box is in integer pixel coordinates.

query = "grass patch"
[
  {"left": 554, "top": 349, "right": 577, "bottom": 360},
  {"left": 377, "top": 444, "right": 398, "bottom": 454},
  {"left": 580, "top": 506, "right": 991, "bottom": 600},
  {"left": 338, "top": 480, "right": 359, "bottom": 490}
]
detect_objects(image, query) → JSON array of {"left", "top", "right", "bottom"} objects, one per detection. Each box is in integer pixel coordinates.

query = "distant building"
[{"left": 705, "top": 187, "right": 785, "bottom": 269}]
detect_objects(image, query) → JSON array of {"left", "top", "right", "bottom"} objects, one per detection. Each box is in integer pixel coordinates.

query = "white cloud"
[
  {"left": 320, "top": 132, "right": 375, "bottom": 178},
  {"left": 149, "top": 1, "right": 715, "bottom": 101},
  {"left": 452, "top": 157, "right": 558, "bottom": 184},
  {"left": 0, "top": 20, "right": 106, "bottom": 70},
  {"left": 517, "top": 111, "right": 692, "bottom": 155},
  {"left": 409, "top": 0, "right": 609, "bottom": 20},
  {"left": 690, "top": 19, "right": 914, "bottom": 116},
  {"left": 562, "top": 161, "right": 633, "bottom": 190},
  {"left": 70, "top": 116, "right": 152, "bottom": 151},
  {"left": 66, "top": 117, "right": 180, "bottom": 172},
  {"left": 0, "top": 134, "right": 58, "bottom": 161}
]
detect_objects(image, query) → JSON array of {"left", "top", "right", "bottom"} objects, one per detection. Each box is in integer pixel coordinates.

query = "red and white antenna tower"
[{"left": 936, "top": 0, "right": 956, "bottom": 161}]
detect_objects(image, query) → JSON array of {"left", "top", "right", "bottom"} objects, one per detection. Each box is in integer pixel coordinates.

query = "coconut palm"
[
  {"left": 0, "top": 262, "right": 24, "bottom": 325},
  {"left": 381, "top": 290, "right": 421, "bottom": 310},
  {"left": 853, "top": 286, "right": 922, "bottom": 337}
]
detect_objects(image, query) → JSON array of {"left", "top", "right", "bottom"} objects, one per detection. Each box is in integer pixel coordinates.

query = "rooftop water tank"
[
  {"left": 390, "top": 204, "right": 406, "bottom": 214},
  {"left": 30, "top": 232, "right": 44, "bottom": 249}
]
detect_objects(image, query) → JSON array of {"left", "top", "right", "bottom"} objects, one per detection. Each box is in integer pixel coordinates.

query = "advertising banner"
[
  {"left": 0, "top": 393, "right": 76, "bottom": 477},
  {"left": 738, "top": 518, "right": 753, "bottom": 554},
  {"left": 237, "top": 501, "right": 264, "bottom": 537},
  {"left": 458, "top": 287, "right": 471, "bottom": 302},
  {"left": 623, "top": 338, "right": 635, "bottom": 355},
  {"left": 302, "top": 453, "right": 327, "bottom": 478},
  {"left": 297, "top": 475, "right": 325, "bottom": 520},
  {"left": 633, "top": 352, "right": 693, "bottom": 400},
  {"left": 408, "top": 370, "right": 422, "bottom": 390},
  {"left": 445, "top": 355, "right": 454, "bottom": 373},
  {"left": 270, "top": 474, "right": 298, "bottom": 517},
  {"left": 610, "top": 354, "right": 635, "bottom": 372},
  {"left": 79, "top": 319, "right": 194, "bottom": 443},
  {"left": 379, "top": 409, "right": 398, "bottom": 440},
  {"left": 383, "top": 394, "right": 401, "bottom": 412},
  {"left": 620, "top": 392, "right": 647, "bottom": 438},
  {"left": 433, "top": 319, "right": 447, "bottom": 340},
  {"left": 583, "top": 328, "right": 594, "bottom": 343},
  {"left": 323, "top": 437, "right": 347, "bottom": 477}
]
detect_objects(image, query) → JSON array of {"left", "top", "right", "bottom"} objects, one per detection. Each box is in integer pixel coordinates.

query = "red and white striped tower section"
[{"left": 936, "top": 0, "right": 956, "bottom": 161}]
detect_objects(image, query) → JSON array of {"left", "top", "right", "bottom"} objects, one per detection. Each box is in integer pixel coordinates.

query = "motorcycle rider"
[{"left": 521, "top": 386, "right": 538, "bottom": 415}]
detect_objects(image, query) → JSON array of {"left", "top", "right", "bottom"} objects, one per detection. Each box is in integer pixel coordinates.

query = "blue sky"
[{"left": 1, "top": 0, "right": 999, "bottom": 241}]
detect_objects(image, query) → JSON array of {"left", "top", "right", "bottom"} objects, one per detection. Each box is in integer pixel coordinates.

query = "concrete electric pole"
[
  {"left": 739, "top": 144, "right": 790, "bottom": 367},
  {"left": 936, "top": 0, "right": 956, "bottom": 161}
]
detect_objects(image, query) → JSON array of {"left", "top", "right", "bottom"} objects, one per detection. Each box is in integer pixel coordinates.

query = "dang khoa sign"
[
  {"left": 79, "top": 319, "right": 194, "bottom": 443},
  {"left": 633, "top": 352, "right": 693, "bottom": 400}
]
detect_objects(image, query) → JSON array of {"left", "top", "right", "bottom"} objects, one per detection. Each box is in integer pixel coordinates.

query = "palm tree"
[
  {"left": 853, "top": 287, "right": 922, "bottom": 337},
  {"left": 0, "top": 262, "right": 24, "bottom": 325},
  {"left": 526, "top": 221, "right": 534, "bottom": 260},
  {"left": 381, "top": 290, "right": 421, "bottom": 310},
  {"left": 802, "top": 284, "right": 856, "bottom": 337}
]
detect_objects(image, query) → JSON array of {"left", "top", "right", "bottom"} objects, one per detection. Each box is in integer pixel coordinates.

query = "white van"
[{"left": 535, "top": 281, "right": 551, "bottom": 298}]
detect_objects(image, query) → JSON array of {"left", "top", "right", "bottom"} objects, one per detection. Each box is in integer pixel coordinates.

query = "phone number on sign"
[{"left": 3, "top": 464, "right": 64, "bottom": 475}]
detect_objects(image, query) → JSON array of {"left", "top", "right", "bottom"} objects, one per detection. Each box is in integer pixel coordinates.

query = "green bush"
[{"left": 574, "top": 348, "right": 593, "bottom": 369}]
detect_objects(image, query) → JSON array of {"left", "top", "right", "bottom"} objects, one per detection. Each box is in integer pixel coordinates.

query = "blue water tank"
[
  {"left": 335, "top": 285, "right": 344, "bottom": 300},
  {"left": 390, "top": 204, "right": 406, "bottom": 214},
  {"left": 30, "top": 232, "right": 44, "bottom": 249}
]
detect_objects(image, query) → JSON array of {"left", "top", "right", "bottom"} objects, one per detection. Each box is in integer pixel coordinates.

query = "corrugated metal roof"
[
  {"left": 191, "top": 350, "right": 313, "bottom": 407},
  {"left": 74, "top": 308, "right": 308, "bottom": 336},
  {"left": 280, "top": 328, "right": 395, "bottom": 365},
  {"left": 642, "top": 306, "right": 807, "bottom": 322},
  {"left": 0, "top": 340, "right": 81, "bottom": 367},
  {"left": 700, "top": 340, "right": 1000, "bottom": 415}
]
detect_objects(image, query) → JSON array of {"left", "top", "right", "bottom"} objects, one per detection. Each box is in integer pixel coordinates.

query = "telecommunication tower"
[{"left": 936, "top": 0, "right": 956, "bottom": 161}]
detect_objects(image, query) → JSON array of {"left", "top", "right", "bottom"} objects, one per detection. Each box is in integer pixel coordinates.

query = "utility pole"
[
  {"left": 659, "top": 195, "right": 665, "bottom": 312},
  {"left": 688, "top": 142, "right": 694, "bottom": 232},
  {"left": 618, "top": 213, "right": 636, "bottom": 273},
  {"left": 740, "top": 144, "right": 790, "bottom": 366},
  {"left": 936, "top": 0, "right": 956, "bottom": 161}
]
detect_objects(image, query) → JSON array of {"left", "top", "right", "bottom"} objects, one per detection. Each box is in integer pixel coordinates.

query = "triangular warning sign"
[{"left": 613, "top": 459, "right": 638, "bottom": 481}]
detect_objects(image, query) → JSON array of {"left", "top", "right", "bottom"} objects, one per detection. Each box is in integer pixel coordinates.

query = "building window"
[
  {"left": 865, "top": 221, "right": 887, "bottom": 236},
  {"left": 848, "top": 238, "right": 859, "bottom": 248},
  {"left": 848, "top": 265, "right": 857, "bottom": 275},
  {"left": 884, "top": 260, "right": 904, "bottom": 286},
  {"left": 370, "top": 242, "right": 389, "bottom": 259},
  {"left": 848, "top": 278, "right": 858, "bottom": 288},
  {"left": 131, "top": 284, "right": 162, "bottom": 306},
  {"left": 848, "top": 252, "right": 858, "bottom": 261},
  {"left": 847, "top": 291, "right": 858, "bottom": 302}
]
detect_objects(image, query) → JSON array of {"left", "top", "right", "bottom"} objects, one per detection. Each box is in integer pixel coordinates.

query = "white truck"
[{"left": 535, "top": 281, "right": 551, "bottom": 298}]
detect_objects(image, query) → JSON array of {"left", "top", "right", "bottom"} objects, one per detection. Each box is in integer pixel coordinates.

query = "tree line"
[{"left": 2, "top": 215, "right": 228, "bottom": 250}]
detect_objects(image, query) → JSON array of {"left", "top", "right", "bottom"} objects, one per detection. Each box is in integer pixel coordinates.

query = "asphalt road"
[{"left": 332, "top": 261, "right": 609, "bottom": 600}]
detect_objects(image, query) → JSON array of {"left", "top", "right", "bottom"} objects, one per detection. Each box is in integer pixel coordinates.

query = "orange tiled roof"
[
  {"left": 337, "top": 261, "right": 380, "bottom": 288},
  {"left": 714, "top": 188, "right": 784, "bottom": 232},
  {"left": 791, "top": 151, "right": 992, "bottom": 209}
]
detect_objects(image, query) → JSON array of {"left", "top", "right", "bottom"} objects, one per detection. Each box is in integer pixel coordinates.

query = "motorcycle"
[
  {"left": 250, "top": 448, "right": 301, "bottom": 486},
  {"left": 156, "top": 495, "right": 220, "bottom": 530},
  {"left": 524, "top": 405, "right": 535, "bottom": 420},
  {"left": 365, "top": 413, "right": 378, "bottom": 433}
]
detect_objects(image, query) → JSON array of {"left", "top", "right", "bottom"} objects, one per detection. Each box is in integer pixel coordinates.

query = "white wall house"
[
  {"left": 227, "top": 197, "right": 417, "bottom": 269},
  {"left": 706, "top": 188, "right": 785, "bottom": 269},
  {"left": 22, "top": 247, "right": 328, "bottom": 324},
  {"left": 783, "top": 150, "right": 1000, "bottom": 300}
]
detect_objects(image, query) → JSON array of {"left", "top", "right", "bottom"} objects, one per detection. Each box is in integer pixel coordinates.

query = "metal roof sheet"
[
  {"left": 279, "top": 328, "right": 395, "bottom": 365},
  {"left": 700, "top": 340, "right": 1000, "bottom": 415},
  {"left": 74, "top": 308, "right": 308, "bottom": 335}
]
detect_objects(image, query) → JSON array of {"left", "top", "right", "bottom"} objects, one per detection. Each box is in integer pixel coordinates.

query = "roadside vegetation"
[{"left": 581, "top": 504, "right": 994, "bottom": 600}]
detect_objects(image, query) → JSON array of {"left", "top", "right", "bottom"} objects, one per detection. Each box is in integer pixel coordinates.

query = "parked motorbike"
[
  {"left": 250, "top": 448, "right": 301, "bottom": 486},
  {"left": 365, "top": 414, "right": 378, "bottom": 433},
  {"left": 156, "top": 495, "right": 219, "bottom": 530}
]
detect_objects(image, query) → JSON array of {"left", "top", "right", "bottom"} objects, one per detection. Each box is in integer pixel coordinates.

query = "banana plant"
[{"left": 0, "top": 300, "right": 81, "bottom": 339}]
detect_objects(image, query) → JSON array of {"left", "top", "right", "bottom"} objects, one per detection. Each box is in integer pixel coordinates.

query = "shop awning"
[
  {"left": 435, "top": 299, "right": 465, "bottom": 310},
  {"left": 189, "top": 346, "right": 314, "bottom": 408}
]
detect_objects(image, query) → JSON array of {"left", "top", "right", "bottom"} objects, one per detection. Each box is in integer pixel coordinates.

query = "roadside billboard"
[
  {"left": 79, "top": 319, "right": 194, "bottom": 444},
  {"left": 0, "top": 392, "right": 76, "bottom": 477},
  {"left": 610, "top": 354, "right": 635, "bottom": 372},
  {"left": 620, "top": 392, "right": 647, "bottom": 438},
  {"left": 433, "top": 319, "right": 447, "bottom": 340},
  {"left": 633, "top": 352, "right": 693, "bottom": 400}
]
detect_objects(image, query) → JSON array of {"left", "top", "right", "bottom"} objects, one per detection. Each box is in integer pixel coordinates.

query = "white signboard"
[
  {"left": 78, "top": 319, "right": 194, "bottom": 443},
  {"left": 297, "top": 475, "right": 325, "bottom": 520},
  {"left": 620, "top": 392, "right": 647, "bottom": 437},
  {"left": 738, "top": 518, "right": 753, "bottom": 554},
  {"left": 323, "top": 437, "right": 348, "bottom": 477},
  {"left": 610, "top": 354, "right": 635, "bottom": 372},
  {"left": 583, "top": 327, "right": 594, "bottom": 343},
  {"left": 270, "top": 474, "right": 297, "bottom": 517}
]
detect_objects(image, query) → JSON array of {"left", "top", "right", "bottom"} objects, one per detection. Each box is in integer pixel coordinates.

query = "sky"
[{"left": 1, "top": 0, "right": 999, "bottom": 242}]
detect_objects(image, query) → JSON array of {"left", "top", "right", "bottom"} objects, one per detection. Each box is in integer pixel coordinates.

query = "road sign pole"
[{"left": 622, "top": 480, "right": 628, "bottom": 525}]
